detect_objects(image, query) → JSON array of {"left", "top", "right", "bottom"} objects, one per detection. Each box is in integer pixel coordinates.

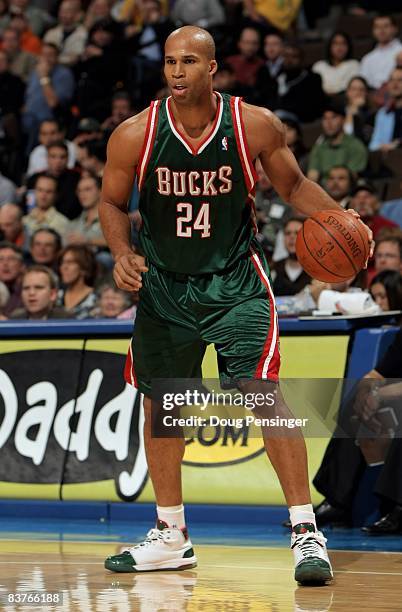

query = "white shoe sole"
[{"left": 127, "top": 555, "right": 197, "bottom": 572}]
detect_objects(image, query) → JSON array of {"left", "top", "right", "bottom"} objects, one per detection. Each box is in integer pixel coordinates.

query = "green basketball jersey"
[{"left": 136, "top": 92, "right": 258, "bottom": 275}]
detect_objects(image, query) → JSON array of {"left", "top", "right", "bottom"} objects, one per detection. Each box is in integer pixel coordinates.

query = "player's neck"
[{"left": 170, "top": 90, "right": 217, "bottom": 137}]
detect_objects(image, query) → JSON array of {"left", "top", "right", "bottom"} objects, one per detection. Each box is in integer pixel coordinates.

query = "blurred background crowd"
[{"left": 1, "top": 0, "right": 402, "bottom": 320}]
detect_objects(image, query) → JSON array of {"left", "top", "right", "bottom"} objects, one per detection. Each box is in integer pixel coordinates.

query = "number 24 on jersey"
[{"left": 176, "top": 202, "right": 211, "bottom": 238}]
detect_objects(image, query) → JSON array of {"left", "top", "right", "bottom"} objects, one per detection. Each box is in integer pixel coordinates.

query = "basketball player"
[{"left": 100, "top": 26, "right": 373, "bottom": 584}]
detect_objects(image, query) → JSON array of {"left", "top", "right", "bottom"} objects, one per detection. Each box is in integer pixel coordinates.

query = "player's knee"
[{"left": 238, "top": 379, "right": 279, "bottom": 418}]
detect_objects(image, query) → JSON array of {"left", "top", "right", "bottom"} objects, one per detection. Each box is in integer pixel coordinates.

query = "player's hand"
[
  {"left": 114, "top": 252, "right": 148, "bottom": 291},
  {"left": 345, "top": 208, "right": 374, "bottom": 264}
]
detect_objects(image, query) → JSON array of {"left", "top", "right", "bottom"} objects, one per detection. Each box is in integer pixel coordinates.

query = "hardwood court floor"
[{"left": 0, "top": 540, "right": 402, "bottom": 611}]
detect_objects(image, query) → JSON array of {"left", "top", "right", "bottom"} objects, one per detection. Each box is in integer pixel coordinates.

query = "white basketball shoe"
[
  {"left": 105, "top": 520, "right": 197, "bottom": 573},
  {"left": 291, "top": 523, "right": 333, "bottom": 584}
]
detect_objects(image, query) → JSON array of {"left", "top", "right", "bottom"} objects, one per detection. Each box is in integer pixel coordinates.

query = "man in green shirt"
[{"left": 307, "top": 104, "right": 368, "bottom": 184}]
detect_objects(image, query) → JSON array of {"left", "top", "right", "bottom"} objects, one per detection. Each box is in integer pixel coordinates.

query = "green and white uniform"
[{"left": 124, "top": 93, "right": 280, "bottom": 394}]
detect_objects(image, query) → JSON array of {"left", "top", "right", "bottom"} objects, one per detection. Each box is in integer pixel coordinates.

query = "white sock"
[
  {"left": 157, "top": 504, "right": 186, "bottom": 529},
  {"left": 289, "top": 504, "right": 316, "bottom": 529}
]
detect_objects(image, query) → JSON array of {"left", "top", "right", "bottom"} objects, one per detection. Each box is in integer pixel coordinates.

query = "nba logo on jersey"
[{"left": 221, "top": 136, "right": 228, "bottom": 151}]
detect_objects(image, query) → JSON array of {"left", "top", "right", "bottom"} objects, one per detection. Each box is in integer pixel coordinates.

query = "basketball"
[{"left": 296, "top": 209, "right": 369, "bottom": 283}]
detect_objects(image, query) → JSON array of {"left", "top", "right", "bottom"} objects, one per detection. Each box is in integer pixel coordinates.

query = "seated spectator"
[
  {"left": 311, "top": 327, "right": 402, "bottom": 532},
  {"left": 57, "top": 244, "right": 97, "bottom": 319},
  {"left": 0, "top": 203, "right": 28, "bottom": 250},
  {"left": 28, "top": 141, "right": 81, "bottom": 220},
  {"left": 75, "top": 18, "right": 125, "bottom": 120},
  {"left": 23, "top": 174, "right": 69, "bottom": 237},
  {"left": 275, "top": 43, "right": 327, "bottom": 123},
  {"left": 65, "top": 174, "right": 108, "bottom": 253},
  {"left": 77, "top": 139, "right": 106, "bottom": 177},
  {"left": 1, "top": 27, "right": 36, "bottom": 82},
  {"left": 171, "top": 0, "right": 225, "bottom": 29},
  {"left": 369, "top": 270, "right": 402, "bottom": 312},
  {"left": 91, "top": 282, "right": 133, "bottom": 318},
  {"left": 244, "top": 0, "right": 302, "bottom": 33},
  {"left": 27, "top": 119, "right": 76, "bottom": 176},
  {"left": 272, "top": 217, "right": 311, "bottom": 296},
  {"left": 9, "top": 14, "right": 42, "bottom": 55},
  {"left": 369, "top": 68, "right": 402, "bottom": 152},
  {"left": 10, "top": 265, "right": 70, "bottom": 319},
  {"left": 275, "top": 111, "right": 308, "bottom": 172},
  {"left": 261, "top": 31, "right": 284, "bottom": 79},
  {"left": 360, "top": 15, "right": 402, "bottom": 90},
  {"left": 101, "top": 91, "right": 135, "bottom": 133},
  {"left": 324, "top": 165, "right": 354, "bottom": 209},
  {"left": 23, "top": 43, "right": 75, "bottom": 152},
  {"left": 0, "top": 241, "right": 24, "bottom": 316},
  {"left": 369, "top": 234, "right": 402, "bottom": 284},
  {"left": 312, "top": 31, "right": 359, "bottom": 96},
  {"left": 0, "top": 171, "right": 17, "bottom": 206},
  {"left": 343, "top": 76, "right": 374, "bottom": 146},
  {"left": 307, "top": 104, "right": 368, "bottom": 183},
  {"left": 350, "top": 181, "right": 398, "bottom": 241},
  {"left": 226, "top": 27, "right": 264, "bottom": 89},
  {"left": 28, "top": 227, "right": 62, "bottom": 269},
  {"left": 43, "top": 1, "right": 87, "bottom": 66}
]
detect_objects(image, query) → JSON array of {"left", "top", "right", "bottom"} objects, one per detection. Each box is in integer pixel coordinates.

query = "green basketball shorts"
[{"left": 124, "top": 242, "right": 280, "bottom": 396}]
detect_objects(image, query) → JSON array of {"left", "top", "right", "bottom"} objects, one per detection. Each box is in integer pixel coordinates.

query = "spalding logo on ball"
[{"left": 296, "top": 209, "right": 370, "bottom": 283}]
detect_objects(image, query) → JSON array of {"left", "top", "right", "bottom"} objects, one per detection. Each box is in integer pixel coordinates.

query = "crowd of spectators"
[{"left": 1, "top": 1, "right": 402, "bottom": 320}]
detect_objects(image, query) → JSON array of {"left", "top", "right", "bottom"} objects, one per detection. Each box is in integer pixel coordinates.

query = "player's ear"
[{"left": 209, "top": 60, "right": 218, "bottom": 76}]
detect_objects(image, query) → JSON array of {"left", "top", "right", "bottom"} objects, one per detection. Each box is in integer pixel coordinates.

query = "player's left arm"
[{"left": 243, "top": 104, "right": 374, "bottom": 255}]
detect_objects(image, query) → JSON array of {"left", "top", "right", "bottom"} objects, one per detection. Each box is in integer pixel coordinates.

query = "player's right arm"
[{"left": 100, "top": 110, "right": 149, "bottom": 291}]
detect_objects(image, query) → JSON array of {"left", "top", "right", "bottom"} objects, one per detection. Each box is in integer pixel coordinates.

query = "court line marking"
[
  {"left": 204, "top": 564, "right": 402, "bottom": 576},
  {"left": 0, "top": 538, "right": 402, "bottom": 555},
  {"left": 1, "top": 540, "right": 402, "bottom": 558},
  {"left": 0, "top": 537, "right": 402, "bottom": 555},
  {"left": 0, "top": 561, "right": 401, "bottom": 577}
]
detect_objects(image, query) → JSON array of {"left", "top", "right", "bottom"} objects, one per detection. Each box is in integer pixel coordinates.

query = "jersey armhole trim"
[
  {"left": 137, "top": 100, "right": 160, "bottom": 191},
  {"left": 230, "top": 96, "right": 258, "bottom": 193}
]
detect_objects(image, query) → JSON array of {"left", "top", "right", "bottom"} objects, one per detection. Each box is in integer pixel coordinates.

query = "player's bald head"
[{"left": 165, "top": 26, "right": 215, "bottom": 60}]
